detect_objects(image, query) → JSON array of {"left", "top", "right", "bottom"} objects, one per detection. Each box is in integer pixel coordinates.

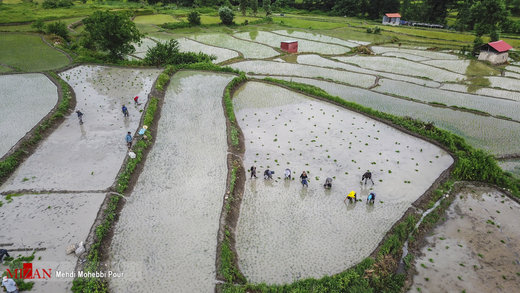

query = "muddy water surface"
[
  {"left": 109, "top": 71, "right": 233, "bottom": 293},
  {"left": 0, "top": 74, "right": 58, "bottom": 157},
  {"left": 411, "top": 185, "right": 520, "bottom": 293},
  {"left": 0, "top": 66, "right": 160, "bottom": 192},
  {"left": 253, "top": 76, "right": 520, "bottom": 156},
  {"left": 0, "top": 192, "right": 105, "bottom": 293},
  {"left": 234, "top": 82, "right": 453, "bottom": 284}
]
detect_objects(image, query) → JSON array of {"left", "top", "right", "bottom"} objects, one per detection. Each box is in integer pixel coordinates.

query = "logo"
[{"left": 5, "top": 263, "right": 52, "bottom": 279}]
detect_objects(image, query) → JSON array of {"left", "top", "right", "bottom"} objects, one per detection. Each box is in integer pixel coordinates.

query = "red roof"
[
  {"left": 488, "top": 40, "right": 513, "bottom": 52},
  {"left": 385, "top": 13, "right": 401, "bottom": 18}
]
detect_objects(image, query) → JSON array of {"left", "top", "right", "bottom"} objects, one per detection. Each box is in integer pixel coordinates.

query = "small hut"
[
  {"left": 281, "top": 41, "right": 298, "bottom": 53},
  {"left": 382, "top": 13, "right": 401, "bottom": 26},
  {"left": 478, "top": 40, "right": 513, "bottom": 65}
]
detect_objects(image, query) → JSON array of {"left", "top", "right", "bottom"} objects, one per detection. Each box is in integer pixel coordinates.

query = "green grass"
[
  {"left": 134, "top": 14, "right": 179, "bottom": 25},
  {"left": 0, "top": 33, "right": 70, "bottom": 71},
  {"left": 177, "top": 15, "right": 261, "bottom": 25},
  {"left": 272, "top": 16, "right": 348, "bottom": 29},
  {"left": 0, "top": 16, "right": 84, "bottom": 32},
  {"left": 0, "top": 64, "right": 13, "bottom": 72}
]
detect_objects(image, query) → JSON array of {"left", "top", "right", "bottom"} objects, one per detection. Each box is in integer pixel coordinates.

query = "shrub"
[
  {"left": 187, "top": 11, "right": 201, "bottom": 26},
  {"left": 219, "top": 6, "right": 234, "bottom": 25},
  {"left": 160, "top": 21, "right": 191, "bottom": 29},
  {"left": 42, "top": 0, "right": 73, "bottom": 8},
  {"left": 46, "top": 21, "right": 70, "bottom": 41},
  {"left": 374, "top": 26, "right": 381, "bottom": 34},
  {"left": 143, "top": 39, "right": 214, "bottom": 67},
  {"left": 31, "top": 19, "right": 45, "bottom": 32}
]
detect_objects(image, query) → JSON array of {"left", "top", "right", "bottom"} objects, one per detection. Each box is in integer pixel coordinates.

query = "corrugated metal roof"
[
  {"left": 488, "top": 40, "right": 513, "bottom": 52},
  {"left": 385, "top": 13, "right": 401, "bottom": 18}
]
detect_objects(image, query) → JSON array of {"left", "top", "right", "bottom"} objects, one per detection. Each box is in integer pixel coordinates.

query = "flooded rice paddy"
[
  {"left": 233, "top": 82, "right": 453, "bottom": 284},
  {"left": 0, "top": 192, "right": 105, "bottom": 293},
  {"left": 231, "top": 60, "right": 376, "bottom": 88},
  {"left": 233, "top": 31, "right": 350, "bottom": 55},
  {"left": 252, "top": 75, "right": 520, "bottom": 156},
  {"left": 411, "top": 185, "right": 520, "bottom": 293},
  {"left": 370, "top": 46, "right": 460, "bottom": 60},
  {"left": 272, "top": 30, "right": 359, "bottom": 47},
  {"left": 109, "top": 71, "right": 233, "bottom": 293},
  {"left": 334, "top": 56, "right": 464, "bottom": 82},
  {"left": 134, "top": 37, "right": 239, "bottom": 63},
  {"left": 0, "top": 73, "right": 58, "bottom": 157},
  {"left": 296, "top": 54, "right": 440, "bottom": 87},
  {"left": 375, "top": 79, "right": 520, "bottom": 121},
  {"left": 0, "top": 66, "right": 160, "bottom": 192},
  {"left": 189, "top": 33, "right": 278, "bottom": 59}
]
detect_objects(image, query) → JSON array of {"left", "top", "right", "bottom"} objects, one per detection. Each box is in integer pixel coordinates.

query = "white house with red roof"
[
  {"left": 478, "top": 40, "right": 513, "bottom": 65},
  {"left": 382, "top": 13, "right": 401, "bottom": 25}
]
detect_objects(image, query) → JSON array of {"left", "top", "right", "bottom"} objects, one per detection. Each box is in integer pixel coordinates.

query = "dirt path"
[{"left": 108, "top": 71, "right": 234, "bottom": 293}]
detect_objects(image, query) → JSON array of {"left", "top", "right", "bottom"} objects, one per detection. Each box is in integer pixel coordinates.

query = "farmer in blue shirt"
[
  {"left": 126, "top": 132, "right": 133, "bottom": 149},
  {"left": 122, "top": 105, "right": 129, "bottom": 117},
  {"left": 2, "top": 276, "right": 18, "bottom": 293}
]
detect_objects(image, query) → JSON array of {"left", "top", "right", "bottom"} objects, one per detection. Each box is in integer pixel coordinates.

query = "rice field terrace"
[{"left": 1, "top": 3, "right": 520, "bottom": 293}]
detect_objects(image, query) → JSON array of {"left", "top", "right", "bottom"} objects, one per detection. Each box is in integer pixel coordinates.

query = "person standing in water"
[
  {"left": 76, "top": 110, "right": 84, "bottom": 125},
  {"left": 300, "top": 171, "right": 308, "bottom": 187},
  {"left": 250, "top": 166, "right": 257, "bottom": 179}
]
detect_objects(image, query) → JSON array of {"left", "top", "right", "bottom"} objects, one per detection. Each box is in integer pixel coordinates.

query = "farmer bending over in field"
[
  {"left": 323, "top": 177, "right": 332, "bottom": 189},
  {"left": 345, "top": 190, "right": 357, "bottom": 203},
  {"left": 362, "top": 170, "right": 374, "bottom": 185},
  {"left": 284, "top": 168, "right": 291, "bottom": 180},
  {"left": 134, "top": 96, "right": 140, "bottom": 105},
  {"left": 367, "top": 192, "right": 376, "bottom": 204},
  {"left": 0, "top": 249, "right": 10, "bottom": 264},
  {"left": 264, "top": 169, "right": 273, "bottom": 180}
]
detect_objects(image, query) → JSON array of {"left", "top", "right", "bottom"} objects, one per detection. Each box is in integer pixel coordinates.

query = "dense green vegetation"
[
  {"left": 0, "top": 33, "right": 69, "bottom": 71},
  {"left": 82, "top": 10, "right": 143, "bottom": 59}
]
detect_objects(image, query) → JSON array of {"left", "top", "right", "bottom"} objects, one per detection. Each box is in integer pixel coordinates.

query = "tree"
[
  {"left": 263, "top": 0, "right": 271, "bottom": 16},
  {"left": 250, "top": 0, "right": 258, "bottom": 16},
  {"left": 490, "top": 29, "right": 500, "bottom": 41},
  {"left": 31, "top": 19, "right": 45, "bottom": 32},
  {"left": 332, "top": 0, "right": 361, "bottom": 17},
  {"left": 188, "top": 11, "right": 201, "bottom": 25},
  {"left": 422, "top": 0, "right": 455, "bottom": 24},
  {"left": 472, "top": 35, "right": 484, "bottom": 56},
  {"left": 83, "top": 10, "right": 143, "bottom": 60},
  {"left": 46, "top": 21, "right": 70, "bottom": 41},
  {"left": 455, "top": 0, "right": 475, "bottom": 31},
  {"left": 218, "top": 6, "right": 234, "bottom": 25},
  {"left": 471, "top": 0, "right": 509, "bottom": 35},
  {"left": 240, "top": 0, "right": 247, "bottom": 15}
]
